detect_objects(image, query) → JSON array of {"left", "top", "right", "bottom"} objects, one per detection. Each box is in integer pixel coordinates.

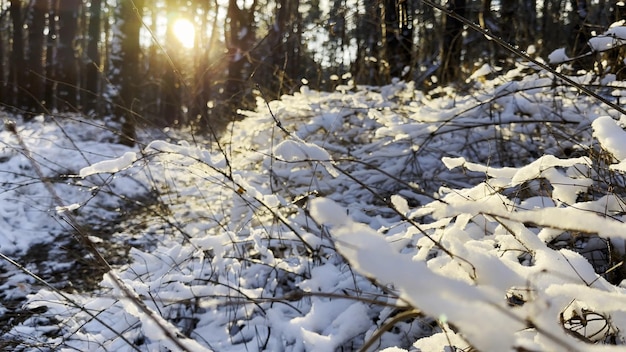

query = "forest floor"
[{"left": 3, "top": 65, "right": 626, "bottom": 351}]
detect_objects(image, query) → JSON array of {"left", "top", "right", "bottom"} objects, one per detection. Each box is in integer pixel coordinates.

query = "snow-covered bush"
[{"left": 7, "top": 64, "right": 626, "bottom": 351}]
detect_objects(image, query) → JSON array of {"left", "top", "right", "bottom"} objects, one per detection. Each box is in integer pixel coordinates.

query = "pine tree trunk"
[
  {"left": 24, "top": 0, "right": 48, "bottom": 114},
  {"left": 440, "top": 0, "right": 466, "bottom": 84},
  {"left": 225, "top": 0, "right": 257, "bottom": 114},
  {"left": 84, "top": 0, "right": 102, "bottom": 114},
  {"left": 9, "top": 0, "right": 24, "bottom": 110},
  {"left": 45, "top": 2, "right": 57, "bottom": 111},
  {"left": 109, "top": 0, "right": 144, "bottom": 146},
  {"left": 56, "top": 0, "right": 81, "bottom": 111},
  {"left": 384, "top": 0, "right": 413, "bottom": 79}
]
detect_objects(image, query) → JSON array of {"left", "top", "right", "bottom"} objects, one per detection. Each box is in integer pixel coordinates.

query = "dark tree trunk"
[
  {"left": 355, "top": 0, "right": 383, "bottom": 85},
  {"left": 10, "top": 0, "right": 24, "bottom": 110},
  {"left": 109, "top": 0, "right": 144, "bottom": 146},
  {"left": 56, "top": 0, "right": 81, "bottom": 111},
  {"left": 384, "top": 0, "right": 413, "bottom": 79},
  {"left": 0, "top": 17, "right": 5, "bottom": 107},
  {"left": 520, "top": 0, "right": 537, "bottom": 46},
  {"left": 603, "top": 0, "right": 626, "bottom": 77},
  {"left": 25, "top": 0, "right": 48, "bottom": 114},
  {"left": 541, "top": 0, "right": 565, "bottom": 58},
  {"left": 271, "top": 0, "right": 289, "bottom": 96},
  {"left": 500, "top": 0, "right": 517, "bottom": 44},
  {"left": 161, "top": 0, "right": 185, "bottom": 126},
  {"left": 570, "top": 0, "right": 593, "bottom": 69},
  {"left": 286, "top": 1, "right": 303, "bottom": 88},
  {"left": 612, "top": 0, "right": 626, "bottom": 22},
  {"left": 262, "top": 0, "right": 301, "bottom": 98},
  {"left": 84, "top": 0, "right": 101, "bottom": 114},
  {"left": 143, "top": 6, "right": 161, "bottom": 119},
  {"left": 119, "top": 0, "right": 143, "bottom": 146},
  {"left": 440, "top": 0, "right": 466, "bottom": 84},
  {"left": 45, "top": 2, "right": 57, "bottom": 111},
  {"left": 189, "top": 0, "right": 217, "bottom": 131},
  {"left": 224, "top": 0, "right": 257, "bottom": 114}
]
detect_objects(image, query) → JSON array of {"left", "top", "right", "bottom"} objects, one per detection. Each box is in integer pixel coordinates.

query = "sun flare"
[{"left": 171, "top": 18, "right": 195, "bottom": 49}]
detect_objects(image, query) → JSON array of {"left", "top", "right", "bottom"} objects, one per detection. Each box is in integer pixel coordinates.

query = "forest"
[{"left": 1, "top": 0, "right": 623, "bottom": 139}]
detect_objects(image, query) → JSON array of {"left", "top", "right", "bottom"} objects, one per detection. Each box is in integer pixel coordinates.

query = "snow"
[
  {"left": 593, "top": 116, "right": 626, "bottom": 161},
  {"left": 548, "top": 48, "right": 569, "bottom": 64},
  {"left": 4, "top": 60, "right": 626, "bottom": 351},
  {"left": 0, "top": 116, "right": 143, "bottom": 253},
  {"left": 588, "top": 22, "right": 626, "bottom": 52},
  {"left": 79, "top": 151, "right": 137, "bottom": 177},
  {"left": 467, "top": 63, "right": 501, "bottom": 82},
  {"left": 273, "top": 139, "right": 332, "bottom": 162}
]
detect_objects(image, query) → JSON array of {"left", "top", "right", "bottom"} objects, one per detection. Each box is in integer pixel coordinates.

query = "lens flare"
[{"left": 172, "top": 18, "right": 195, "bottom": 49}]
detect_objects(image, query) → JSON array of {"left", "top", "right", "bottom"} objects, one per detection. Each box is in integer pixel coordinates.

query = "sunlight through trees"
[{"left": 0, "top": 0, "right": 622, "bottom": 134}]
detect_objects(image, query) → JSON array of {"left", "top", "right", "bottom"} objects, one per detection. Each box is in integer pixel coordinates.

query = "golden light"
[{"left": 171, "top": 18, "right": 195, "bottom": 49}]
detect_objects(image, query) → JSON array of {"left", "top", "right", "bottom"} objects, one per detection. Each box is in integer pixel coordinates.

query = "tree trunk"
[
  {"left": 84, "top": 0, "right": 101, "bottom": 114},
  {"left": 45, "top": 2, "right": 57, "bottom": 111},
  {"left": 224, "top": 0, "right": 257, "bottom": 114},
  {"left": 355, "top": 0, "right": 383, "bottom": 85},
  {"left": 261, "top": 0, "right": 301, "bottom": 98},
  {"left": 612, "top": 1, "right": 626, "bottom": 22},
  {"left": 109, "top": 0, "right": 144, "bottom": 146},
  {"left": 440, "top": 0, "right": 466, "bottom": 84},
  {"left": 120, "top": 0, "right": 143, "bottom": 146},
  {"left": 9, "top": 0, "right": 24, "bottom": 110},
  {"left": 500, "top": 0, "right": 517, "bottom": 45},
  {"left": 161, "top": 0, "right": 187, "bottom": 126},
  {"left": 24, "top": 0, "right": 48, "bottom": 114},
  {"left": 189, "top": 0, "right": 217, "bottom": 131},
  {"left": 520, "top": 0, "right": 537, "bottom": 47},
  {"left": 384, "top": 0, "right": 413, "bottom": 79},
  {"left": 0, "top": 15, "right": 5, "bottom": 107},
  {"left": 56, "top": 0, "right": 81, "bottom": 111}
]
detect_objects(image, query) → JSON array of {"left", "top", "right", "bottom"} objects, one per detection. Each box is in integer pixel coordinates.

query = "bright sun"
[{"left": 172, "top": 18, "right": 195, "bottom": 49}]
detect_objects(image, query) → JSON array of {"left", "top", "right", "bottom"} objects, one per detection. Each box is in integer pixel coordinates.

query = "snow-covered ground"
[{"left": 3, "top": 62, "right": 626, "bottom": 351}]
